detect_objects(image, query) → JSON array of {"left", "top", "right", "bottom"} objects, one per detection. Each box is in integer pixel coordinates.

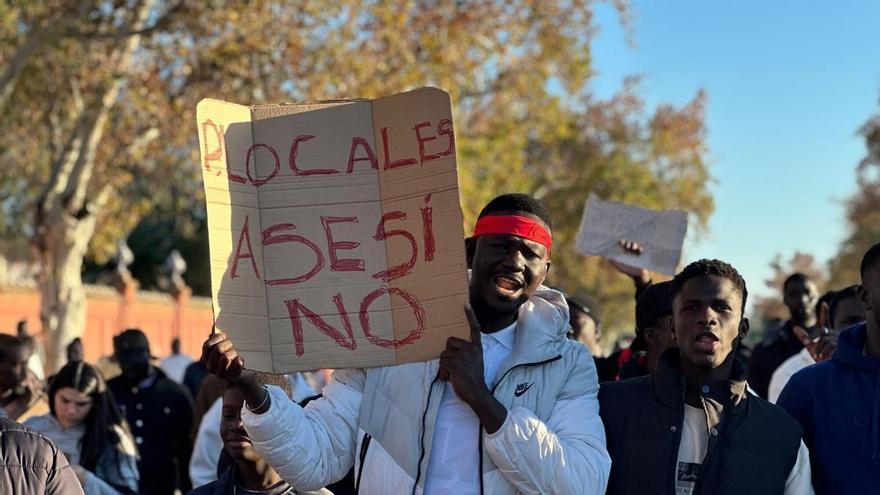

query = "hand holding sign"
[
  {"left": 197, "top": 88, "right": 469, "bottom": 373},
  {"left": 575, "top": 195, "right": 688, "bottom": 276},
  {"left": 202, "top": 331, "right": 271, "bottom": 412},
  {"left": 608, "top": 239, "right": 651, "bottom": 285}
]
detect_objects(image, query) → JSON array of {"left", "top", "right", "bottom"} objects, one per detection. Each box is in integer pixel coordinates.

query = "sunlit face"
[
  {"left": 673, "top": 275, "right": 745, "bottom": 370},
  {"left": 0, "top": 345, "right": 29, "bottom": 392},
  {"left": 784, "top": 278, "right": 819, "bottom": 323},
  {"left": 220, "top": 387, "right": 260, "bottom": 462},
  {"left": 468, "top": 211, "right": 551, "bottom": 318},
  {"left": 54, "top": 387, "right": 93, "bottom": 428},
  {"left": 569, "top": 307, "right": 599, "bottom": 352}
]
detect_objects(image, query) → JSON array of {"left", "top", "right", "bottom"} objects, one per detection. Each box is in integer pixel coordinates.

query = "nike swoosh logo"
[{"left": 514, "top": 383, "right": 533, "bottom": 397}]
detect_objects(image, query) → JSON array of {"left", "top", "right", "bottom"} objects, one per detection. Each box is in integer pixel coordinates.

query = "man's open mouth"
[
  {"left": 494, "top": 274, "right": 524, "bottom": 295},
  {"left": 694, "top": 331, "right": 720, "bottom": 351}
]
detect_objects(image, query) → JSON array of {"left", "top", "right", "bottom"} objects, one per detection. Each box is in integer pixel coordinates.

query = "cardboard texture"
[
  {"left": 196, "top": 87, "right": 469, "bottom": 373},
  {"left": 575, "top": 194, "right": 688, "bottom": 276}
]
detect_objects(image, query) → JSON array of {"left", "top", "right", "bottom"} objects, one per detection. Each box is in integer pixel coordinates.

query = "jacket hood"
[
  {"left": 833, "top": 322, "right": 880, "bottom": 371},
  {"left": 528, "top": 284, "right": 571, "bottom": 336},
  {"left": 494, "top": 285, "right": 571, "bottom": 369}
]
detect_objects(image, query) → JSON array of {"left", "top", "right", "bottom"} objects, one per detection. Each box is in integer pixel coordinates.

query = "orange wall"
[{"left": 0, "top": 285, "right": 214, "bottom": 367}]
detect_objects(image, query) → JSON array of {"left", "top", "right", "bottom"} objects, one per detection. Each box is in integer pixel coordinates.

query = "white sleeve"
[
  {"left": 482, "top": 356, "right": 611, "bottom": 495},
  {"left": 784, "top": 440, "right": 814, "bottom": 495},
  {"left": 242, "top": 369, "right": 365, "bottom": 491},
  {"left": 767, "top": 366, "right": 789, "bottom": 404},
  {"left": 189, "top": 398, "right": 223, "bottom": 487}
]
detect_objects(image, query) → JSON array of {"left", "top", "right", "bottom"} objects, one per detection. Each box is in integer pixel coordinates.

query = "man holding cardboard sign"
[{"left": 202, "top": 192, "right": 611, "bottom": 494}]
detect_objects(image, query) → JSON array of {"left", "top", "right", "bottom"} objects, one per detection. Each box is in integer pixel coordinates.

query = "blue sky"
[{"left": 589, "top": 1, "right": 880, "bottom": 308}]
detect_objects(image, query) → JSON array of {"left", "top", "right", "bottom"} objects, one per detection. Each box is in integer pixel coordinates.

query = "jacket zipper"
[
  {"left": 478, "top": 354, "right": 563, "bottom": 495},
  {"left": 355, "top": 432, "right": 372, "bottom": 492},
  {"left": 412, "top": 372, "right": 441, "bottom": 495}
]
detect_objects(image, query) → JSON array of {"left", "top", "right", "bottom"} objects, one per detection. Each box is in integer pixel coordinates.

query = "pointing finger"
[
  {"left": 792, "top": 326, "right": 813, "bottom": 347},
  {"left": 465, "top": 304, "right": 482, "bottom": 345}
]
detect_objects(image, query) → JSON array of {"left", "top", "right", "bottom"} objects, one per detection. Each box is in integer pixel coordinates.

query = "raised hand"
[
  {"left": 439, "top": 305, "right": 488, "bottom": 406},
  {"left": 794, "top": 300, "right": 837, "bottom": 362},
  {"left": 438, "top": 305, "right": 508, "bottom": 433},
  {"left": 201, "top": 330, "right": 247, "bottom": 382},
  {"left": 608, "top": 239, "right": 650, "bottom": 285},
  {"left": 201, "top": 329, "right": 270, "bottom": 412}
]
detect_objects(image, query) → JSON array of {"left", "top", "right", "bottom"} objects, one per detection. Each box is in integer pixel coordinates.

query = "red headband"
[{"left": 473, "top": 215, "right": 552, "bottom": 252}]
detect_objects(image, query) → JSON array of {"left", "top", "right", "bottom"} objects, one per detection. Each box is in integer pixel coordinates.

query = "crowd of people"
[{"left": 1, "top": 192, "right": 878, "bottom": 494}]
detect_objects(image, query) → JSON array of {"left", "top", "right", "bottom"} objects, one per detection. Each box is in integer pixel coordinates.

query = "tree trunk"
[
  {"left": 33, "top": 0, "right": 156, "bottom": 373},
  {"left": 36, "top": 207, "right": 97, "bottom": 372}
]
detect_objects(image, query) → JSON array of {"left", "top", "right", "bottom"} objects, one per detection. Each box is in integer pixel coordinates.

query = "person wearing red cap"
[{"left": 203, "top": 193, "right": 611, "bottom": 494}]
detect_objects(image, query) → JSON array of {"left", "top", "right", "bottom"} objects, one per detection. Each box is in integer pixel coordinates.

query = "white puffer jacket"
[{"left": 242, "top": 286, "right": 611, "bottom": 494}]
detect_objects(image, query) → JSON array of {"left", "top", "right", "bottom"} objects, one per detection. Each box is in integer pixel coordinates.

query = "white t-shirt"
[
  {"left": 768, "top": 348, "right": 815, "bottom": 404},
  {"left": 159, "top": 353, "right": 194, "bottom": 384},
  {"left": 675, "top": 403, "right": 814, "bottom": 495},
  {"left": 423, "top": 323, "right": 516, "bottom": 495}
]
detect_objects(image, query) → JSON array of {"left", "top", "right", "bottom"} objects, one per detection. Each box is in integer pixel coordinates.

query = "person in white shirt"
[
  {"left": 768, "top": 285, "right": 866, "bottom": 403},
  {"left": 159, "top": 338, "right": 194, "bottom": 385}
]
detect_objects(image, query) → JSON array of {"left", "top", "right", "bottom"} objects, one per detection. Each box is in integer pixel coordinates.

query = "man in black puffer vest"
[{"left": 599, "top": 259, "right": 814, "bottom": 495}]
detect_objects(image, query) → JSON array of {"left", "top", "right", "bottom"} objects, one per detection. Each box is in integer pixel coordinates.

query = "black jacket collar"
[{"left": 651, "top": 347, "right": 749, "bottom": 410}]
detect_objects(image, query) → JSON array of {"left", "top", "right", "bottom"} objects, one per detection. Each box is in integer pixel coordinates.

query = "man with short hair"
[
  {"left": 160, "top": 337, "right": 194, "bottom": 384},
  {"left": 768, "top": 286, "right": 865, "bottom": 403},
  {"left": 600, "top": 259, "right": 813, "bottom": 495},
  {"left": 0, "top": 335, "right": 48, "bottom": 422},
  {"left": 567, "top": 292, "right": 603, "bottom": 356},
  {"left": 777, "top": 242, "right": 880, "bottom": 494},
  {"left": 202, "top": 193, "right": 611, "bottom": 494},
  {"left": 618, "top": 281, "right": 676, "bottom": 380},
  {"left": 107, "top": 329, "right": 194, "bottom": 495},
  {"left": 749, "top": 272, "right": 820, "bottom": 399},
  {"left": 188, "top": 372, "right": 331, "bottom": 495}
]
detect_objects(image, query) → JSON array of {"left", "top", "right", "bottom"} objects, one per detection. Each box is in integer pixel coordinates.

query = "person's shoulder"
[
  {"left": 154, "top": 369, "right": 193, "bottom": 396},
  {"left": 599, "top": 375, "right": 651, "bottom": 398},
  {"left": 598, "top": 375, "right": 651, "bottom": 411},
  {"left": 106, "top": 374, "right": 125, "bottom": 389},
  {"left": 746, "top": 392, "right": 804, "bottom": 435},
  {"left": 555, "top": 339, "right": 600, "bottom": 382},
  {"left": 0, "top": 417, "right": 65, "bottom": 463},
  {"left": 22, "top": 412, "right": 53, "bottom": 430}
]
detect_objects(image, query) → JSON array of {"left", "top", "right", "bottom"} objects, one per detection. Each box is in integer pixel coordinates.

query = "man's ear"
[
  {"left": 857, "top": 284, "right": 871, "bottom": 312},
  {"left": 738, "top": 317, "right": 750, "bottom": 339},
  {"left": 465, "top": 237, "right": 475, "bottom": 269}
]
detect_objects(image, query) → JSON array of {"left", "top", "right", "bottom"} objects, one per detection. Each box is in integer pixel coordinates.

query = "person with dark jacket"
[
  {"left": 0, "top": 415, "right": 84, "bottom": 494},
  {"left": 107, "top": 329, "right": 194, "bottom": 495},
  {"left": 617, "top": 281, "right": 675, "bottom": 380},
  {"left": 777, "top": 242, "right": 880, "bottom": 494},
  {"left": 188, "top": 374, "right": 330, "bottom": 495},
  {"left": 748, "top": 272, "right": 820, "bottom": 399},
  {"left": 599, "top": 259, "right": 813, "bottom": 495}
]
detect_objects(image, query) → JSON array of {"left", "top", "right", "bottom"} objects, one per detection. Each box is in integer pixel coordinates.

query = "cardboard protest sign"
[
  {"left": 575, "top": 194, "right": 688, "bottom": 276},
  {"left": 196, "top": 87, "right": 469, "bottom": 373}
]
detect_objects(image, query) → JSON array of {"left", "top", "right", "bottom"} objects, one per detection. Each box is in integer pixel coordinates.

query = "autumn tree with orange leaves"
[{"left": 0, "top": 0, "right": 713, "bottom": 368}]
